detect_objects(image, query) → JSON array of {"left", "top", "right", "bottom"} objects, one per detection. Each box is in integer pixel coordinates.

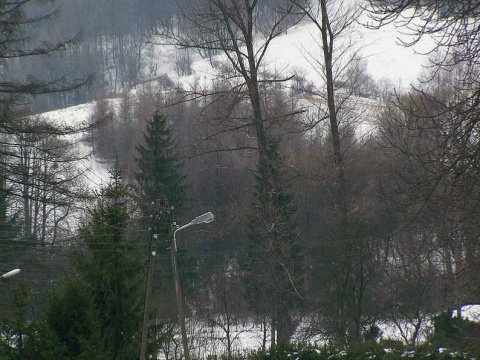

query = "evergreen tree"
[
  {"left": 135, "top": 110, "right": 187, "bottom": 218},
  {"left": 44, "top": 277, "right": 106, "bottom": 359},
  {"left": 134, "top": 110, "right": 189, "bottom": 300},
  {"left": 76, "top": 162, "right": 142, "bottom": 360},
  {"left": 243, "top": 136, "right": 303, "bottom": 346},
  {"left": 0, "top": 281, "right": 38, "bottom": 359},
  {"left": 134, "top": 110, "right": 188, "bottom": 358}
]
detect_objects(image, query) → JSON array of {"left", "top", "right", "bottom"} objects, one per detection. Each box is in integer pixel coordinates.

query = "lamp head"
[
  {"left": 191, "top": 212, "right": 214, "bottom": 225},
  {"left": 2, "top": 269, "right": 20, "bottom": 279}
]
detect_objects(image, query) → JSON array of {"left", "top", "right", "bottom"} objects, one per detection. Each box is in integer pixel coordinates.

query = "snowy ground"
[
  {"left": 142, "top": 2, "right": 434, "bottom": 93},
  {"left": 164, "top": 305, "right": 480, "bottom": 359},
  {"left": 40, "top": 1, "right": 433, "bottom": 189}
]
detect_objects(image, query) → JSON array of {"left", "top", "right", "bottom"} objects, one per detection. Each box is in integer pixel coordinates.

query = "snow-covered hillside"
[
  {"left": 40, "top": 100, "right": 118, "bottom": 190},
  {"left": 40, "top": 2, "right": 433, "bottom": 191}
]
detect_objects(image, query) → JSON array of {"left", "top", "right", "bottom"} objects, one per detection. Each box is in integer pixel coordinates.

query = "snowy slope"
[
  {"left": 40, "top": 2, "right": 434, "bottom": 190},
  {"left": 142, "top": 4, "right": 433, "bottom": 92},
  {"left": 39, "top": 99, "right": 122, "bottom": 190}
]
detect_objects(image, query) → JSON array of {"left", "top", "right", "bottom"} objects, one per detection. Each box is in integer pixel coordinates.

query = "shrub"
[{"left": 245, "top": 342, "right": 473, "bottom": 360}]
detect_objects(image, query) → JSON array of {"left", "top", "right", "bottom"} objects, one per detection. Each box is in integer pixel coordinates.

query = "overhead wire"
[{"left": 2, "top": 239, "right": 473, "bottom": 282}]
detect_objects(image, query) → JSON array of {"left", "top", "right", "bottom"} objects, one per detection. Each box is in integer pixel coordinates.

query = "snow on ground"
[
  {"left": 359, "top": 8, "right": 437, "bottom": 89},
  {"left": 145, "top": 3, "right": 434, "bottom": 94},
  {"left": 47, "top": 0, "right": 432, "bottom": 188},
  {"left": 40, "top": 101, "right": 96, "bottom": 129},
  {"left": 260, "top": 19, "right": 432, "bottom": 92},
  {"left": 453, "top": 304, "right": 480, "bottom": 322},
  {"left": 378, "top": 305, "right": 480, "bottom": 346},
  {"left": 183, "top": 305, "right": 480, "bottom": 358},
  {"left": 39, "top": 98, "right": 124, "bottom": 190}
]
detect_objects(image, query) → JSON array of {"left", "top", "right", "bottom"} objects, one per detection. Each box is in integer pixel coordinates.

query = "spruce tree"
[
  {"left": 43, "top": 277, "right": 106, "bottom": 359},
  {"left": 135, "top": 110, "right": 187, "bottom": 218},
  {"left": 76, "top": 162, "right": 142, "bottom": 360},
  {"left": 134, "top": 110, "right": 188, "bottom": 357},
  {"left": 134, "top": 110, "right": 188, "bottom": 298},
  {"left": 244, "top": 136, "right": 303, "bottom": 346}
]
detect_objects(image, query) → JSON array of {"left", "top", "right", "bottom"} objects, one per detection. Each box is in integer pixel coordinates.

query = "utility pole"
[
  {"left": 140, "top": 199, "right": 170, "bottom": 360},
  {"left": 170, "top": 216, "right": 190, "bottom": 360},
  {"left": 169, "top": 211, "right": 214, "bottom": 360}
]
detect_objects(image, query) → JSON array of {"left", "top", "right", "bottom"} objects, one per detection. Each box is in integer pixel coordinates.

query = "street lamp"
[
  {"left": 173, "top": 212, "right": 214, "bottom": 250},
  {"left": 171, "top": 212, "right": 214, "bottom": 360},
  {"left": 1, "top": 269, "right": 20, "bottom": 279}
]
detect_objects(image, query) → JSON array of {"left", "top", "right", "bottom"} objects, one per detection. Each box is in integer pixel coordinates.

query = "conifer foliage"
[
  {"left": 244, "top": 136, "right": 303, "bottom": 346},
  {"left": 135, "top": 110, "right": 187, "bottom": 218},
  {"left": 134, "top": 110, "right": 188, "bottom": 357},
  {"left": 134, "top": 110, "right": 189, "bottom": 297},
  {"left": 44, "top": 277, "right": 105, "bottom": 359},
  {"left": 76, "top": 162, "right": 142, "bottom": 360}
]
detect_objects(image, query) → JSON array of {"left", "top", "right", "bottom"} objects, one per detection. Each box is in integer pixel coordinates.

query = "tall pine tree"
[
  {"left": 244, "top": 136, "right": 303, "bottom": 347},
  {"left": 76, "top": 161, "right": 142, "bottom": 360}
]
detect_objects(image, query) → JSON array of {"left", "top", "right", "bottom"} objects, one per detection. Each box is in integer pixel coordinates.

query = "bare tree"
[
  {"left": 287, "top": 0, "right": 390, "bottom": 344},
  {"left": 376, "top": 73, "right": 480, "bottom": 320},
  {"left": 5, "top": 116, "right": 91, "bottom": 244},
  {"left": 0, "top": 1, "right": 91, "bottom": 117},
  {"left": 0, "top": 0, "right": 91, "bottom": 245},
  {"left": 156, "top": 0, "right": 306, "bottom": 346},
  {"left": 365, "top": 0, "right": 480, "bottom": 217},
  {"left": 159, "top": 0, "right": 304, "bottom": 161}
]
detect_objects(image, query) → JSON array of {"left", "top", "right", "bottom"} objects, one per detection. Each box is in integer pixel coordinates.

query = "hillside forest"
[{"left": 1, "top": 0, "right": 480, "bottom": 359}]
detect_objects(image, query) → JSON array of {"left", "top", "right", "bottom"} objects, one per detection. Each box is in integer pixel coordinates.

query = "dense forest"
[{"left": 0, "top": 0, "right": 480, "bottom": 359}]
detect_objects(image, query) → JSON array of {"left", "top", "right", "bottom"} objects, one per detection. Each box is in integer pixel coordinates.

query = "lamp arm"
[
  {"left": 174, "top": 222, "right": 193, "bottom": 234},
  {"left": 172, "top": 222, "right": 193, "bottom": 251},
  {"left": 172, "top": 212, "right": 214, "bottom": 251}
]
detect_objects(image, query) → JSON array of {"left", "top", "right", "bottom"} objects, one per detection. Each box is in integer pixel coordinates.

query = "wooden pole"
[
  {"left": 140, "top": 200, "right": 167, "bottom": 359},
  {"left": 170, "top": 230, "right": 191, "bottom": 360},
  {"left": 139, "top": 238, "right": 156, "bottom": 359}
]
